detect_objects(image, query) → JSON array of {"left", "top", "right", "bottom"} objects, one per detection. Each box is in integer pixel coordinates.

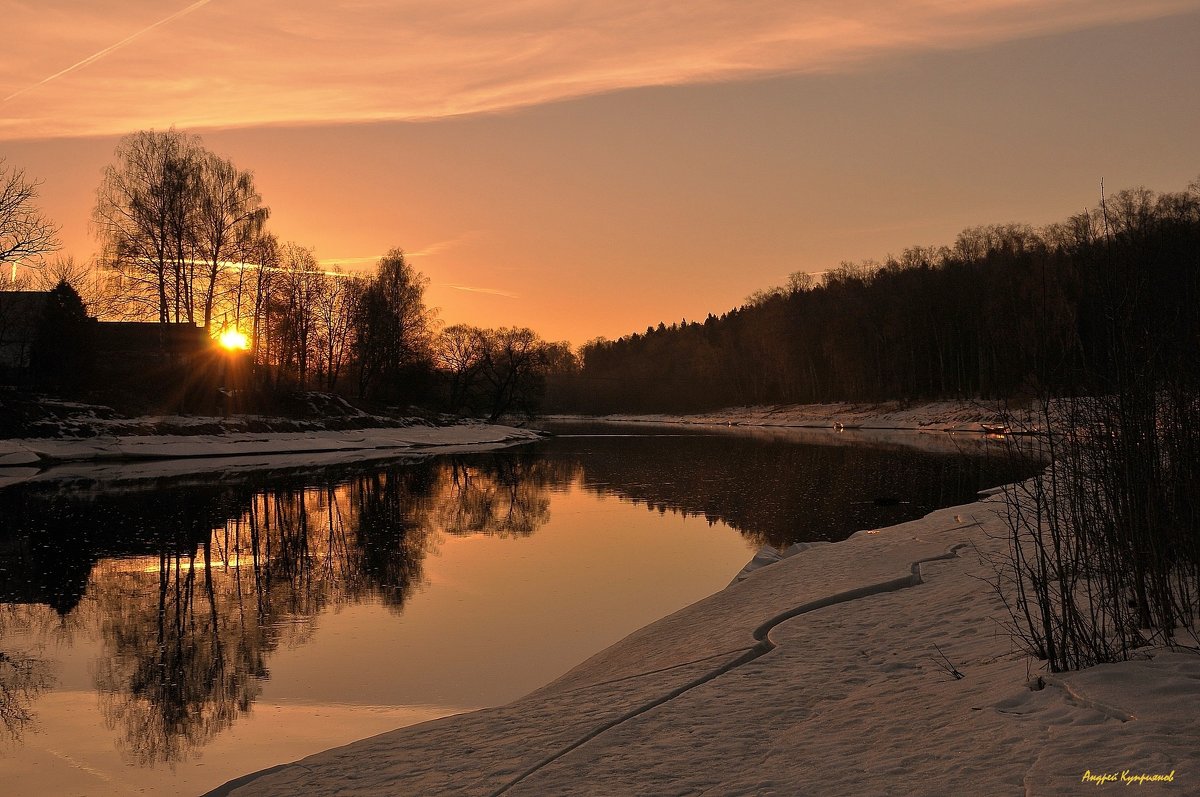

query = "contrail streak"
[
  {"left": 3, "top": 0, "right": 213, "bottom": 104},
  {"left": 442, "top": 283, "right": 519, "bottom": 299}
]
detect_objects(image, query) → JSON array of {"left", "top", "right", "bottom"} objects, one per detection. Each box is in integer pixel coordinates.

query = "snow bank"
[
  {"left": 208, "top": 486, "right": 1197, "bottom": 796},
  {"left": 0, "top": 423, "right": 542, "bottom": 489},
  {"left": 549, "top": 398, "right": 1043, "bottom": 434}
]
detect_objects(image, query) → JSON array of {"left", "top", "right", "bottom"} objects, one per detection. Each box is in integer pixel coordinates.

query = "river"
[{"left": 0, "top": 422, "right": 1034, "bottom": 796}]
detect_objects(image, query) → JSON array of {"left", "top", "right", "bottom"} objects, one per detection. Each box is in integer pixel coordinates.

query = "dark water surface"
[{"left": 0, "top": 422, "right": 1033, "bottom": 795}]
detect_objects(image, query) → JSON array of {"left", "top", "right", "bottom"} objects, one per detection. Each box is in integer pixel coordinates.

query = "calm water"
[{"left": 0, "top": 423, "right": 1031, "bottom": 795}]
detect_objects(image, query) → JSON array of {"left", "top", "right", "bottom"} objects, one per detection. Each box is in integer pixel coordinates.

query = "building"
[
  {"left": 1, "top": 290, "right": 224, "bottom": 410},
  {"left": 92, "top": 320, "right": 224, "bottom": 411},
  {"left": 0, "top": 291, "right": 50, "bottom": 382}
]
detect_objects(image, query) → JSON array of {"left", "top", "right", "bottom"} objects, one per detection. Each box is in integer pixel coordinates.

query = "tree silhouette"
[
  {"left": 93, "top": 129, "right": 270, "bottom": 326},
  {"left": 353, "top": 248, "right": 435, "bottom": 401},
  {"left": 435, "top": 324, "right": 574, "bottom": 420},
  {"left": 0, "top": 159, "right": 59, "bottom": 282},
  {"left": 30, "top": 280, "right": 93, "bottom": 392}
]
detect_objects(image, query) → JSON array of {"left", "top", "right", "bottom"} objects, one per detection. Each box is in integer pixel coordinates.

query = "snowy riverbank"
[
  {"left": 549, "top": 398, "right": 1040, "bottom": 433},
  {"left": 209, "top": 481, "right": 1198, "bottom": 796},
  {"left": 0, "top": 423, "right": 542, "bottom": 489}
]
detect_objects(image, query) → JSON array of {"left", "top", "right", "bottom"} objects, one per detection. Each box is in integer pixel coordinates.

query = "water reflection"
[
  {"left": 0, "top": 455, "right": 563, "bottom": 764},
  {"left": 0, "top": 428, "right": 1035, "bottom": 768},
  {"left": 540, "top": 424, "right": 1026, "bottom": 548},
  {"left": 436, "top": 458, "right": 560, "bottom": 538},
  {"left": 0, "top": 624, "right": 53, "bottom": 742}
]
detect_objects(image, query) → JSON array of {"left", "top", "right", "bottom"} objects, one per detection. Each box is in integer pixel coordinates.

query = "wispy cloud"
[
  {"left": 2, "top": 0, "right": 1196, "bottom": 139},
  {"left": 315, "top": 234, "right": 483, "bottom": 270},
  {"left": 407, "top": 231, "right": 485, "bottom": 259},
  {"left": 440, "top": 283, "right": 519, "bottom": 299}
]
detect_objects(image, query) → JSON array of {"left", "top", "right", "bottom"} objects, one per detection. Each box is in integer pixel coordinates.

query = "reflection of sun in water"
[{"left": 218, "top": 328, "right": 249, "bottom": 351}]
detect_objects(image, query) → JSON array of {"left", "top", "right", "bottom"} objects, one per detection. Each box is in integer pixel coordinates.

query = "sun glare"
[{"left": 218, "top": 328, "right": 250, "bottom": 351}]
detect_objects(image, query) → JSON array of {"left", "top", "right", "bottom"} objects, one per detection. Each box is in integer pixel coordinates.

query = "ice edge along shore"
[{"left": 0, "top": 423, "right": 545, "bottom": 488}]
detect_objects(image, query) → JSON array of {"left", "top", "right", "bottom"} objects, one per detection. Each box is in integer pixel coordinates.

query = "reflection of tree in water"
[
  {"left": 351, "top": 468, "right": 440, "bottom": 608},
  {"left": 0, "top": 539, "right": 89, "bottom": 743},
  {"left": 7, "top": 456, "right": 558, "bottom": 765},
  {"left": 534, "top": 430, "right": 1034, "bottom": 548},
  {"left": 91, "top": 540, "right": 269, "bottom": 765},
  {"left": 86, "top": 478, "right": 426, "bottom": 764},
  {"left": 433, "top": 452, "right": 567, "bottom": 538},
  {"left": 0, "top": 605, "right": 56, "bottom": 743},
  {"left": 0, "top": 650, "right": 51, "bottom": 741}
]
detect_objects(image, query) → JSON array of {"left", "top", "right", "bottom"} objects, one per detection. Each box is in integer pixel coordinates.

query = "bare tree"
[
  {"left": 437, "top": 323, "right": 487, "bottom": 412},
  {"left": 476, "top": 327, "right": 561, "bottom": 421},
  {"left": 194, "top": 152, "right": 269, "bottom": 329},
  {"left": 312, "top": 267, "right": 359, "bottom": 391},
  {"left": 0, "top": 159, "right": 60, "bottom": 284},
  {"left": 31, "top": 256, "right": 123, "bottom": 318},
  {"left": 271, "top": 243, "right": 322, "bottom": 388},
  {"left": 93, "top": 130, "right": 270, "bottom": 327},
  {"left": 246, "top": 232, "right": 279, "bottom": 364},
  {"left": 436, "top": 324, "right": 565, "bottom": 420},
  {"left": 94, "top": 129, "right": 202, "bottom": 322}
]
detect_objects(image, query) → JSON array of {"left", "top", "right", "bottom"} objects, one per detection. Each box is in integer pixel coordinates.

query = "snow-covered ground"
[
  {"left": 209, "top": 485, "right": 1197, "bottom": 796},
  {"left": 0, "top": 423, "right": 542, "bottom": 489},
  {"left": 0, "top": 398, "right": 1025, "bottom": 488},
  {"left": 549, "top": 398, "right": 1042, "bottom": 433}
]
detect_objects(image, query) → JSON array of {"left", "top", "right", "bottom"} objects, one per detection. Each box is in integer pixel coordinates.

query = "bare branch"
[{"left": 0, "top": 159, "right": 61, "bottom": 280}]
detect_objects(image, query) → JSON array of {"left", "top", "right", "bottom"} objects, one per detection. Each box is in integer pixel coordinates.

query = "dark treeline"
[{"left": 559, "top": 181, "right": 1200, "bottom": 413}]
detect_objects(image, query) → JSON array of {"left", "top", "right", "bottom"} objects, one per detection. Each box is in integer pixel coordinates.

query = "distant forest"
[{"left": 553, "top": 180, "right": 1200, "bottom": 413}]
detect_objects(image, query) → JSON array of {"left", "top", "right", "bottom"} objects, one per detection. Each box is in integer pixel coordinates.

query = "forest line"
[{"left": 556, "top": 178, "right": 1200, "bottom": 413}]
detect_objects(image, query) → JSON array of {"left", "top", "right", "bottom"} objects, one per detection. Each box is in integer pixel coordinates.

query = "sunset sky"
[{"left": 3, "top": 0, "right": 1198, "bottom": 345}]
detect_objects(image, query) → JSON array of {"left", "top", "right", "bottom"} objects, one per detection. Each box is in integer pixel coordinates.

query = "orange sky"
[{"left": 3, "top": 1, "right": 1199, "bottom": 344}]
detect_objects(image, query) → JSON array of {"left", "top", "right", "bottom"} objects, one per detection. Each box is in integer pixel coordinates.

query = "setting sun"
[{"left": 218, "top": 328, "right": 249, "bottom": 351}]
